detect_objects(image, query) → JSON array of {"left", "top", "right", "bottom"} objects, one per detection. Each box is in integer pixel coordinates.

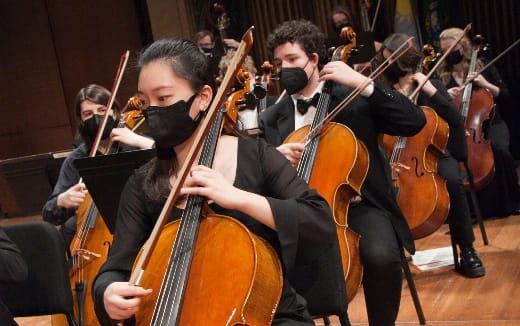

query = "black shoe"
[{"left": 458, "top": 247, "right": 486, "bottom": 278}]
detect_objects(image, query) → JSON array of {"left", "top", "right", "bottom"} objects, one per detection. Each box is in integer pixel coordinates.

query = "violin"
[
  {"left": 284, "top": 25, "right": 366, "bottom": 304},
  {"left": 128, "top": 27, "right": 283, "bottom": 325},
  {"left": 452, "top": 34, "right": 495, "bottom": 190},
  {"left": 105, "top": 95, "right": 145, "bottom": 155},
  {"left": 120, "top": 95, "right": 144, "bottom": 131},
  {"left": 222, "top": 66, "right": 257, "bottom": 133}
]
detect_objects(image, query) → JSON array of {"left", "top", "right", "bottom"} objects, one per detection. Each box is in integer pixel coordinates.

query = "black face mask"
[
  {"left": 279, "top": 58, "right": 312, "bottom": 95},
  {"left": 445, "top": 49, "right": 464, "bottom": 66},
  {"left": 383, "top": 61, "right": 408, "bottom": 84},
  {"left": 200, "top": 47, "right": 213, "bottom": 56},
  {"left": 83, "top": 114, "right": 116, "bottom": 143},
  {"left": 143, "top": 94, "right": 200, "bottom": 156}
]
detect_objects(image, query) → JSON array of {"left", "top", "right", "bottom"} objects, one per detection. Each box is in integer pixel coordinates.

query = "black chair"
[
  {"left": 0, "top": 221, "right": 77, "bottom": 326},
  {"left": 401, "top": 249, "right": 426, "bottom": 325}
]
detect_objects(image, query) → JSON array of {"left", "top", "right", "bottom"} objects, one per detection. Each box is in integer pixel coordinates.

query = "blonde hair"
[
  {"left": 438, "top": 27, "right": 483, "bottom": 84},
  {"left": 218, "top": 49, "right": 257, "bottom": 80}
]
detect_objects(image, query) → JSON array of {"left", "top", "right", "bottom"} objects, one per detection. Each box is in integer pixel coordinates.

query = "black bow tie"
[{"left": 296, "top": 93, "right": 320, "bottom": 115}]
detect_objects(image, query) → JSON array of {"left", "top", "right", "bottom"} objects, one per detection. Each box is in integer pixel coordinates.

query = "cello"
[
  {"left": 127, "top": 28, "right": 283, "bottom": 325},
  {"left": 379, "top": 25, "right": 471, "bottom": 239},
  {"left": 451, "top": 35, "right": 495, "bottom": 190},
  {"left": 380, "top": 44, "right": 450, "bottom": 239},
  {"left": 52, "top": 52, "right": 134, "bottom": 326},
  {"left": 284, "top": 25, "right": 367, "bottom": 303}
]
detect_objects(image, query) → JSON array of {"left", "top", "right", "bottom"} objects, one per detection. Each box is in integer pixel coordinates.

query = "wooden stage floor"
[{"left": 5, "top": 213, "right": 520, "bottom": 326}]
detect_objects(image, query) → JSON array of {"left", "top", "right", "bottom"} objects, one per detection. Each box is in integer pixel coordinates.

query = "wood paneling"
[
  {"left": 45, "top": 0, "right": 144, "bottom": 141},
  {"left": 0, "top": 0, "right": 146, "bottom": 159},
  {"left": 0, "top": 0, "right": 69, "bottom": 158}
]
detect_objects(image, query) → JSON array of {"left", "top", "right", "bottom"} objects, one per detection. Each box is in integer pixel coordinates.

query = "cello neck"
[
  {"left": 151, "top": 107, "right": 226, "bottom": 325},
  {"left": 296, "top": 28, "right": 357, "bottom": 181},
  {"left": 296, "top": 46, "right": 343, "bottom": 182},
  {"left": 460, "top": 48, "right": 479, "bottom": 119}
]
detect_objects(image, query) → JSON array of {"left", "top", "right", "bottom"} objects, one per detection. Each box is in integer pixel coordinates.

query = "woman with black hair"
[{"left": 92, "top": 38, "right": 337, "bottom": 325}]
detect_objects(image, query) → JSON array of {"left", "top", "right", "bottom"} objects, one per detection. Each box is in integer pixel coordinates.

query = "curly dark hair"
[{"left": 267, "top": 20, "right": 327, "bottom": 67}]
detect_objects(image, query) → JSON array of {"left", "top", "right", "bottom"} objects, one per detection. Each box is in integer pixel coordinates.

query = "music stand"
[{"left": 73, "top": 149, "right": 155, "bottom": 233}]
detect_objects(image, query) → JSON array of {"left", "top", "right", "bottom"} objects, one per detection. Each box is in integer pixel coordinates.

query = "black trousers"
[
  {"left": 348, "top": 202, "right": 402, "bottom": 326},
  {"left": 437, "top": 153, "right": 475, "bottom": 248}
]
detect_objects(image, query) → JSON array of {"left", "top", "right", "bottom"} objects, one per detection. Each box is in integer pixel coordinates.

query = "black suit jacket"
[{"left": 259, "top": 81, "right": 426, "bottom": 253}]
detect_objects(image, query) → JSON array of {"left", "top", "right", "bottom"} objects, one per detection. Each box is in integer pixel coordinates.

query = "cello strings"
[{"left": 152, "top": 109, "right": 223, "bottom": 324}]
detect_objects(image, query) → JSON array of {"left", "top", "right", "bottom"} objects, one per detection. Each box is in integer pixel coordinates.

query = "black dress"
[{"left": 92, "top": 137, "right": 337, "bottom": 326}]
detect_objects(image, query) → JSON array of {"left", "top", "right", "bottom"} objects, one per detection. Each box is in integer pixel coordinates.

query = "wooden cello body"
[
  {"left": 69, "top": 196, "right": 112, "bottom": 326},
  {"left": 51, "top": 195, "right": 111, "bottom": 326},
  {"left": 453, "top": 34, "right": 495, "bottom": 191},
  {"left": 135, "top": 214, "right": 282, "bottom": 325},
  {"left": 452, "top": 87, "right": 495, "bottom": 190},
  {"left": 381, "top": 107, "right": 450, "bottom": 239},
  {"left": 285, "top": 122, "right": 368, "bottom": 303}
]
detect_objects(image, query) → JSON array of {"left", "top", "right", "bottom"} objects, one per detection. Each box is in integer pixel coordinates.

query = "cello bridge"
[{"left": 391, "top": 162, "right": 411, "bottom": 174}]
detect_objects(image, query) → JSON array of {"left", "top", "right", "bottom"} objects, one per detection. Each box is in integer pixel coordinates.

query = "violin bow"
[
  {"left": 128, "top": 26, "right": 255, "bottom": 287},
  {"left": 304, "top": 36, "right": 414, "bottom": 145},
  {"left": 409, "top": 23, "right": 472, "bottom": 103}
]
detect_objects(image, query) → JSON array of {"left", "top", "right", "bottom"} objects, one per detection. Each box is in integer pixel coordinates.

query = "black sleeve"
[
  {"left": 258, "top": 139, "right": 336, "bottom": 272},
  {"left": 92, "top": 172, "right": 152, "bottom": 325},
  {"left": 482, "top": 64, "right": 510, "bottom": 102},
  {"left": 0, "top": 227, "right": 28, "bottom": 283},
  {"left": 426, "top": 79, "right": 465, "bottom": 128},
  {"left": 41, "top": 150, "right": 82, "bottom": 225},
  {"left": 367, "top": 81, "right": 427, "bottom": 136}
]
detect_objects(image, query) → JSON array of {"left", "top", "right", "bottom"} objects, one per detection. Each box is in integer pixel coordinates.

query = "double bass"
[
  {"left": 128, "top": 28, "right": 283, "bottom": 325},
  {"left": 380, "top": 44, "right": 451, "bottom": 239},
  {"left": 284, "top": 25, "right": 367, "bottom": 303},
  {"left": 452, "top": 35, "right": 495, "bottom": 190}
]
